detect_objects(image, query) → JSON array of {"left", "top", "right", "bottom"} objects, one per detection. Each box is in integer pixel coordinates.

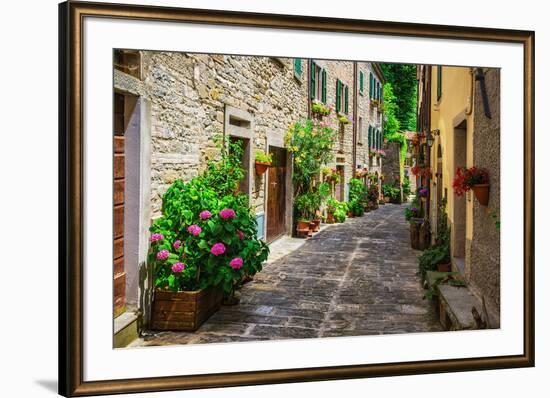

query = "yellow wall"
[{"left": 429, "top": 66, "right": 475, "bottom": 243}]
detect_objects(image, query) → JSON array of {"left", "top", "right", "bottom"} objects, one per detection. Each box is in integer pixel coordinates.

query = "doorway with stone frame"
[{"left": 452, "top": 120, "right": 467, "bottom": 275}]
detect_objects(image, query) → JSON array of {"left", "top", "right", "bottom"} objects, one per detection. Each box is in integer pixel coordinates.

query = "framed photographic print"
[{"left": 59, "top": 1, "right": 535, "bottom": 396}]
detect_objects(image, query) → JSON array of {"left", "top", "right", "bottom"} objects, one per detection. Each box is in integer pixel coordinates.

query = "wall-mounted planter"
[
  {"left": 255, "top": 161, "right": 271, "bottom": 175},
  {"left": 471, "top": 184, "right": 490, "bottom": 206}
]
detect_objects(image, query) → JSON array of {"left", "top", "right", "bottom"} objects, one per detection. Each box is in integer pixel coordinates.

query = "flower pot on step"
[
  {"left": 312, "top": 219, "right": 321, "bottom": 232},
  {"left": 255, "top": 161, "right": 271, "bottom": 176},
  {"left": 151, "top": 287, "right": 223, "bottom": 331},
  {"left": 437, "top": 263, "right": 452, "bottom": 272},
  {"left": 471, "top": 184, "right": 490, "bottom": 206},
  {"left": 296, "top": 220, "right": 310, "bottom": 238},
  {"left": 326, "top": 212, "right": 335, "bottom": 224}
]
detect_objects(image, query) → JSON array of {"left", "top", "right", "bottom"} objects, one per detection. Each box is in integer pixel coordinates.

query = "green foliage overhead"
[{"left": 379, "top": 63, "right": 418, "bottom": 131}]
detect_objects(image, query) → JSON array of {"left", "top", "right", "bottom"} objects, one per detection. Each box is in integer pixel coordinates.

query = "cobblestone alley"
[{"left": 131, "top": 203, "right": 442, "bottom": 347}]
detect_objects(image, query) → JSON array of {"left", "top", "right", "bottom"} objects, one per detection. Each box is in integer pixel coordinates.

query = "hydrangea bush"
[{"left": 148, "top": 139, "right": 269, "bottom": 297}]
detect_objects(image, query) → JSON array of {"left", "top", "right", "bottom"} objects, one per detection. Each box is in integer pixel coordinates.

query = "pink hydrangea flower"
[
  {"left": 210, "top": 243, "right": 226, "bottom": 256},
  {"left": 229, "top": 257, "right": 243, "bottom": 270},
  {"left": 150, "top": 233, "right": 164, "bottom": 242},
  {"left": 156, "top": 249, "right": 169, "bottom": 261},
  {"left": 173, "top": 240, "right": 182, "bottom": 250},
  {"left": 187, "top": 224, "right": 202, "bottom": 236},
  {"left": 236, "top": 230, "right": 245, "bottom": 241},
  {"left": 171, "top": 262, "right": 185, "bottom": 273},
  {"left": 219, "top": 208, "right": 236, "bottom": 219},
  {"left": 199, "top": 210, "right": 212, "bottom": 220}
]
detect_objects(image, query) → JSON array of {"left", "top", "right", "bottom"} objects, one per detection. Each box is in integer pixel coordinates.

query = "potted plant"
[
  {"left": 418, "top": 187, "right": 429, "bottom": 202},
  {"left": 148, "top": 174, "right": 269, "bottom": 331},
  {"left": 311, "top": 100, "right": 332, "bottom": 118},
  {"left": 452, "top": 166, "right": 490, "bottom": 206},
  {"left": 337, "top": 113, "right": 350, "bottom": 125},
  {"left": 254, "top": 151, "right": 273, "bottom": 175}
]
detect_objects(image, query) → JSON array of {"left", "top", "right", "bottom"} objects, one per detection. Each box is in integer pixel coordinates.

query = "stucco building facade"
[{"left": 416, "top": 65, "right": 501, "bottom": 321}]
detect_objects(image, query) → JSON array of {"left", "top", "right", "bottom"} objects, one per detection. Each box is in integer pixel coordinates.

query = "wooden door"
[
  {"left": 266, "top": 148, "right": 287, "bottom": 242},
  {"left": 113, "top": 93, "right": 126, "bottom": 317},
  {"left": 334, "top": 165, "right": 345, "bottom": 202}
]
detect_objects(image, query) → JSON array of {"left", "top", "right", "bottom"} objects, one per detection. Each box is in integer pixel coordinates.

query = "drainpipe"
[
  {"left": 466, "top": 67, "right": 475, "bottom": 115},
  {"left": 352, "top": 62, "right": 358, "bottom": 171}
]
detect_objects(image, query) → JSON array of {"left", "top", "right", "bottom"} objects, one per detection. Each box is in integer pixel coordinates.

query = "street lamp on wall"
[{"left": 426, "top": 130, "right": 434, "bottom": 147}]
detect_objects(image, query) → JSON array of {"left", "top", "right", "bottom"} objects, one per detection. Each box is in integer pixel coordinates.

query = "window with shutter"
[
  {"left": 322, "top": 69, "right": 327, "bottom": 103},
  {"left": 310, "top": 61, "right": 316, "bottom": 99},
  {"left": 294, "top": 59, "right": 302, "bottom": 79},
  {"left": 368, "top": 126, "right": 372, "bottom": 148},
  {"left": 359, "top": 71, "right": 364, "bottom": 95},
  {"left": 369, "top": 73, "right": 373, "bottom": 98},
  {"left": 344, "top": 85, "right": 349, "bottom": 114},
  {"left": 335, "top": 79, "right": 341, "bottom": 113}
]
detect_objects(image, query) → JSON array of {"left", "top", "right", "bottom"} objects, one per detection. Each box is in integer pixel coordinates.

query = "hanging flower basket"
[
  {"left": 471, "top": 184, "right": 490, "bottom": 206},
  {"left": 255, "top": 161, "right": 271, "bottom": 175},
  {"left": 452, "top": 166, "right": 490, "bottom": 206}
]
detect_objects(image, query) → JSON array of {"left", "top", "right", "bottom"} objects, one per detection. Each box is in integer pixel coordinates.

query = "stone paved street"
[{"left": 130, "top": 203, "right": 442, "bottom": 347}]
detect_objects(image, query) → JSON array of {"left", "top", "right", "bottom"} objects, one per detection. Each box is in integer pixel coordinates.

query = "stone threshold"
[
  {"left": 425, "top": 271, "right": 500, "bottom": 330},
  {"left": 114, "top": 310, "right": 139, "bottom": 348}
]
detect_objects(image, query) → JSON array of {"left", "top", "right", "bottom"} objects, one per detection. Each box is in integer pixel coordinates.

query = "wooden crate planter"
[{"left": 151, "top": 287, "right": 223, "bottom": 331}]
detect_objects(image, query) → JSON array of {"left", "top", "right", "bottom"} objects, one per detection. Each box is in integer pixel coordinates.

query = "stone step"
[{"left": 424, "top": 271, "right": 498, "bottom": 331}]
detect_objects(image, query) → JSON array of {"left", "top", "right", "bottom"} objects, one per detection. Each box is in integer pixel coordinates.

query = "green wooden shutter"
[
  {"left": 310, "top": 62, "right": 316, "bottom": 99},
  {"left": 359, "top": 71, "right": 364, "bottom": 95},
  {"left": 437, "top": 66, "right": 442, "bottom": 100},
  {"left": 378, "top": 129, "right": 381, "bottom": 149},
  {"left": 367, "top": 124, "right": 371, "bottom": 149},
  {"left": 336, "top": 79, "right": 341, "bottom": 112},
  {"left": 294, "top": 59, "right": 302, "bottom": 78},
  {"left": 321, "top": 69, "right": 327, "bottom": 103},
  {"left": 368, "top": 126, "right": 372, "bottom": 148},
  {"left": 344, "top": 85, "right": 349, "bottom": 114},
  {"left": 369, "top": 73, "right": 373, "bottom": 98}
]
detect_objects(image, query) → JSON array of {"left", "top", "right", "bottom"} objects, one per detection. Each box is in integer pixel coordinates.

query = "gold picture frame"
[{"left": 59, "top": 1, "right": 535, "bottom": 396}]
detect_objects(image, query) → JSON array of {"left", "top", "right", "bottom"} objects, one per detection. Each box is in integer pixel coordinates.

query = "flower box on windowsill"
[{"left": 337, "top": 113, "right": 350, "bottom": 125}]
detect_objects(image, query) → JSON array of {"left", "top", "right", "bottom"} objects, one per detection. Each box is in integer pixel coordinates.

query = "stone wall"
[
  {"left": 114, "top": 52, "right": 384, "bottom": 221},
  {"left": 382, "top": 141, "right": 402, "bottom": 200},
  {"left": 314, "top": 59, "right": 354, "bottom": 199},
  {"left": 136, "top": 52, "right": 308, "bottom": 217},
  {"left": 468, "top": 68, "right": 501, "bottom": 311}
]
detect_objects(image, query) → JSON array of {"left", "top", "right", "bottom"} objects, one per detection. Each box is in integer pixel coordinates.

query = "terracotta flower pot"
[
  {"left": 311, "top": 219, "right": 321, "bottom": 232},
  {"left": 255, "top": 161, "right": 271, "bottom": 175},
  {"left": 471, "top": 184, "right": 490, "bottom": 206},
  {"left": 326, "top": 212, "right": 335, "bottom": 224},
  {"left": 437, "top": 263, "right": 452, "bottom": 272}
]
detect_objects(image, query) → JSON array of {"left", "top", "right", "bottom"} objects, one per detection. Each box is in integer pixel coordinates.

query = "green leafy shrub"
[
  {"left": 417, "top": 199, "right": 451, "bottom": 278},
  {"left": 402, "top": 176, "right": 411, "bottom": 198},
  {"left": 382, "top": 184, "right": 401, "bottom": 202},
  {"left": 349, "top": 178, "right": 367, "bottom": 216},
  {"left": 327, "top": 197, "right": 348, "bottom": 223},
  {"left": 294, "top": 191, "right": 321, "bottom": 221},
  {"left": 149, "top": 139, "right": 269, "bottom": 297}
]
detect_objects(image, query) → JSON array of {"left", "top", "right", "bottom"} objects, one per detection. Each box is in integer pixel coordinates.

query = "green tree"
[
  {"left": 379, "top": 63, "right": 417, "bottom": 131},
  {"left": 382, "top": 83, "right": 400, "bottom": 136}
]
